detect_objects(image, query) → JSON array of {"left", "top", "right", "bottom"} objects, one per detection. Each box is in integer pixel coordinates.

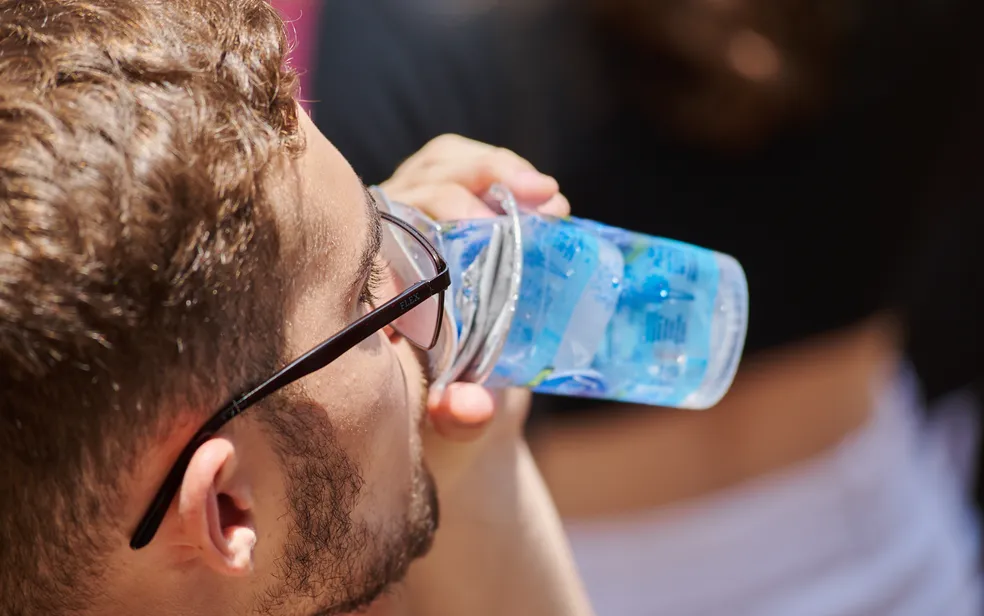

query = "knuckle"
[
  {"left": 493, "top": 146, "right": 532, "bottom": 168},
  {"left": 428, "top": 133, "right": 467, "bottom": 150},
  {"left": 488, "top": 147, "right": 517, "bottom": 166},
  {"left": 475, "top": 154, "right": 501, "bottom": 177}
]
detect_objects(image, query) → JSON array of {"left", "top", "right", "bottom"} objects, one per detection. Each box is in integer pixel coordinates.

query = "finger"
[
  {"left": 519, "top": 192, "right": 571, "bottom": 218},
  {"left": 393, "top": 183, "right": 497, "bottom": 221},
  {"left": 388, "top": 135, "right": 560, "bottom": 205},
  {"left": 428, "top": 148, "right": 551, "bottom": 198},
  {"left": 427, "top": 382, "right": 496, "bottom": 442},
  {"left": 390, "top": 134, "right": 514, "bottom": 187},
  {"left": 505, "top": 170, "right": 560, "bottom": 206},
  {"left": 418, "top": 134, "right": 494, "bottom": 158}
]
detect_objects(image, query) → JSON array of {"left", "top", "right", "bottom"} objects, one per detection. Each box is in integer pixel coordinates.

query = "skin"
[{"left": 96, "top": 110, "right": 592, "bottom": 616}]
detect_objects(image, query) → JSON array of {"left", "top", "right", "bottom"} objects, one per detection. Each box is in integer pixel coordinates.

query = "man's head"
[{"left": 0, "top": 1, "right": 436, "bottom": 614}]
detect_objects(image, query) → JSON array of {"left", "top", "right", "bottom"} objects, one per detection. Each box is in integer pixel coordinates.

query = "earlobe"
[{"left": 174, "top": 437, "right": 258, "bottom": 577}]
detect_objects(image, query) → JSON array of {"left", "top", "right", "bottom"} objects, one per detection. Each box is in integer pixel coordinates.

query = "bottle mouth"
[
  {"left": 461, "top": 184, "right": 525, "bottom": 380},
  {"left": 369, "top": 184, "right": 526, "bottom": 393}
]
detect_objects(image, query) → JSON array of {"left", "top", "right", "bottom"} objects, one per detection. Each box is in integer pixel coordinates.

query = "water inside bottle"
[{"left": 441, "top": 214, "right": 747, "bottom": 409}]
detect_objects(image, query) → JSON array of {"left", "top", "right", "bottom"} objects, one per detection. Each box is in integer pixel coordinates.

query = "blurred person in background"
[{"left": 279, "top": 0, "right": 984, "bottom": 613}]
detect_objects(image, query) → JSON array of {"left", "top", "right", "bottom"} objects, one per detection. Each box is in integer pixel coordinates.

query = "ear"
[{"left": 169, "top": 437, "right": 257, "bottom": 577}]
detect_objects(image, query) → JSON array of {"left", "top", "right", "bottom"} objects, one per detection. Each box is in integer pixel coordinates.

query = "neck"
[{"left": 102, "top": 551, "right": 242, "bottom": 616}]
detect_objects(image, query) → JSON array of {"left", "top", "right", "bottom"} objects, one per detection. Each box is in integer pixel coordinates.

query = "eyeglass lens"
[{"left": 378, "top": 218, "right": 441, "bottom": 349}]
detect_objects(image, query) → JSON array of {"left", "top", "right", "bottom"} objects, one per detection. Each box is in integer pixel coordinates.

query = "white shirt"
[{"left": 565, "top": 367, "right": 982, "bottom": 616}]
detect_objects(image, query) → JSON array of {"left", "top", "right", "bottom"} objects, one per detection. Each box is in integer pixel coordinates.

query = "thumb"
[{"left": 426, "top": 382, "right": 496, "bottom": 442}]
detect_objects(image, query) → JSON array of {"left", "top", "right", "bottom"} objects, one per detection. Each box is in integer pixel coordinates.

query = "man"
[
  {"left": 300, "top": 0, "right": 984, "bottom": 614},
  {"left": 0, "top": 1, "right": 590, "bottom": 615}
]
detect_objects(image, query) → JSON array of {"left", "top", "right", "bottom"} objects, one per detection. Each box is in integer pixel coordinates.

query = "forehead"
[{"left": 275, "top": 109, "right": 371, "bottom": 291}]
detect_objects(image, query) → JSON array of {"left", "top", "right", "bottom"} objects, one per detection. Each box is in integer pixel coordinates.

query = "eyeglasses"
[{"left": 130, "top": 210, "right": 450, "bottom": 550}]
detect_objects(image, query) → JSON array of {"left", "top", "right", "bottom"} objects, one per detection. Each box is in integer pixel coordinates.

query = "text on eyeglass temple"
[{"left": 400, "top": 293, "right": 422, "bottom": 311}]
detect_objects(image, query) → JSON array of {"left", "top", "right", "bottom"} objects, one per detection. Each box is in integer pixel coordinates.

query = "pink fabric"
[{"left": 269, "top": 0, "right": 322, "bottom": 113}]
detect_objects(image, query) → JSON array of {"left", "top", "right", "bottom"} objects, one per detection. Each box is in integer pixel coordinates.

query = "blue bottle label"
[
  {"left": 442, "top": 214, "right": 724, "bottom": 408},
  {"left": 530, "top": 218, "right": 721, "bottom": 407},
  {"left": 488, "top": 216, "right": 614, "bottom": 387}
]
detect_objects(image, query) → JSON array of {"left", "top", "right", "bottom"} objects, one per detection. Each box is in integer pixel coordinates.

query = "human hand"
[
  {"left": 380, "top": 133, "right": 570, "bottom": 222},
  {"left": 379, "top": 135, "right": 569, "bottom": 487},
  {"left": 376, "top": 135, "right": 593, "bottom": 616}
]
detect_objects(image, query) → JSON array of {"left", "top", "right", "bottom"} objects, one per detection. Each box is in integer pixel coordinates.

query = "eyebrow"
[{"left": 353, "top": 184, "right": 383, "bottom": 292}]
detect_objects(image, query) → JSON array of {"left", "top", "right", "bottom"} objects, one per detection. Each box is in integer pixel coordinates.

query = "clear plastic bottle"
[{"left": 438, "top": 214, "right": 749, "bottom": 410}]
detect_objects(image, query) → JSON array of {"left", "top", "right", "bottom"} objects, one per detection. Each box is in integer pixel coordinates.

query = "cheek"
[
  {"left": 325, "top": 334, "right": 413, "bottom": 455},
  {"left": 337, "top": 338, "right": 423, "bottom": 519},
  {"left": 295, "top": 327, "right": 422, "bottom": 483}
]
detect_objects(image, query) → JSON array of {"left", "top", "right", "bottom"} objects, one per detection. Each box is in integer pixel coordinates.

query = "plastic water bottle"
[{"left": 439, "top": 214, "right": 748, "bottom": 410}]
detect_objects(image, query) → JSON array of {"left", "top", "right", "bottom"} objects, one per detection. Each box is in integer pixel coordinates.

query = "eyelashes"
[{"left": 359, "top": 259, "right": 386, "bottom": 307}]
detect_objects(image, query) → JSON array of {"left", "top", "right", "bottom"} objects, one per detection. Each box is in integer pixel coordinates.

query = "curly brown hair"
[{"left": 0, "top": 0, "right": 301, "bottom": 612}]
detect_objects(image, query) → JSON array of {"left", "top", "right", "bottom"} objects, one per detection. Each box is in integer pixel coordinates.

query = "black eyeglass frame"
[{"left": 130, "top": 212, "right": 450, "bottom": 550}]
